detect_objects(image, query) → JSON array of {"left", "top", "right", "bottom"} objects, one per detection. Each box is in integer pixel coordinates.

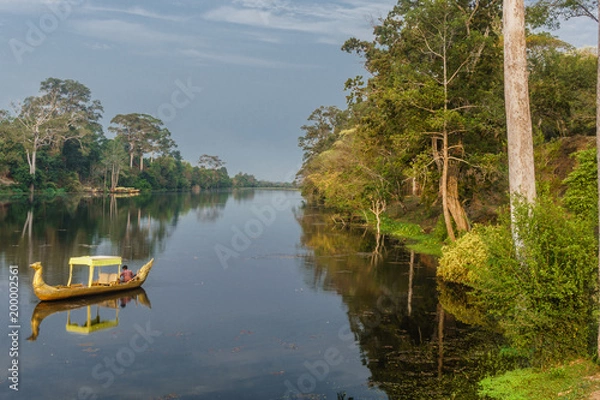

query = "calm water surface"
[{"left": 0, "top": 190, "right": 497, "bottom": 400}]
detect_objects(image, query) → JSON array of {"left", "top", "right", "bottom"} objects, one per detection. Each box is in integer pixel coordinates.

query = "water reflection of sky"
[{"left": 0, "top": 191, "right": 391, "bottom": 400}]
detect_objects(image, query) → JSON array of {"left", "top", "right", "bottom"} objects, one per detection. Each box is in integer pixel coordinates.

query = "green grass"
[
  {"left": 372, "top": 213, "right": 443, "bottom": 256},
  {"left": 479, "top": 360, "right": 600, "bottom": 400}
]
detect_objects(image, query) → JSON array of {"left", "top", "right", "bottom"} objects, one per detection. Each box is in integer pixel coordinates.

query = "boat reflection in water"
[{"left": 28, "top": 288, "right": 151, "bottom": 341}]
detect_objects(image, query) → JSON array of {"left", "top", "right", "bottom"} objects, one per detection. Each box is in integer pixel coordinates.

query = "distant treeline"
[{"left": 0, "top": 78, "right": 293, "bottom": 194}]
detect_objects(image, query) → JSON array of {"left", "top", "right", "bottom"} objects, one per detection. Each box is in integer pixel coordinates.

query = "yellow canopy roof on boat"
[
  {"left": 69, "top": 256, "right": 122, "bottom": 267},
  {"left": 67, "top": 256, "right": 123, "bottom": 287},
  {"left": 66, "top": 319, "right": 119, "bottom": 334}
]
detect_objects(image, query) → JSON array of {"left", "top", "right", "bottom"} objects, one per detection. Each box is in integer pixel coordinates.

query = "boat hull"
[{"left": 32, "top": 259, "right": 153, "bottom": 302}]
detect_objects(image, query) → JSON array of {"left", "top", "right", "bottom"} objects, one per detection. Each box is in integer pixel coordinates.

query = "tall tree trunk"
[
  {"left": 27, "top": 149, "right": 37, "bottom": 198},
  {"left": 447, "top": 163, "right": 470, "bottom": 232},
  {"left": 441, "top": 130, "right": 456, "bottom": 241},
  {"left": 503, "top": 0, "right": 536, "bottom": 233},
  {"left": 441, "top": 36, "right": 456, "bottom": 242},
  {"left": 111, "top": 163, "right": 120, "bottom": 191}
]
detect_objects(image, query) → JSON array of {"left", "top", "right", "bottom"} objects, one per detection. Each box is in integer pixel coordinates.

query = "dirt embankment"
[
  {"left": 537, "top": 135, "right": 595, "bottom": 196},
  {"left": 397, "top": 135, "right": 595, "bottom": 229}
]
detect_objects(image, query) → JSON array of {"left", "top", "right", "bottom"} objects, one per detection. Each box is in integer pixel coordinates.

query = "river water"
[{"left": 0, "top": 190, "right": 499, "bottom": 400}]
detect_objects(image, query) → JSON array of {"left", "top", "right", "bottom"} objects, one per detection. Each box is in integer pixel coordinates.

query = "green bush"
[
  {"left": 134, "top": 178, "right": 152, "bottom": 191},
  {"left": 62, "top": 172, "right": 84, "bottom": 192},
  {"left": 437, "top": 228, "right": 489, "bottom": 284},
  {"left": 563, "top": 148, "right": 597, "bottom": 221},
  {"left": 471, "top": 197, "right": 597, "bottom": 365}
]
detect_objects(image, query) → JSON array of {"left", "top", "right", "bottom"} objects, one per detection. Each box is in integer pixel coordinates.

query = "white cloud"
[
  {"left": 0, "top": 0, "right": 82, "bottom": 12},
  {"left": 240, "top": 30, "right": 282, "bottom": 44},
  {"left": 70, "top": 18, "right": 199, "bottom": 47},
  {"left": 203, "top": 0, "right": 395, "bottom": 44},
  {"left": 83, "top": 5, "right": 188, "bottom": 22},
  {"left": 84, "top": 41, "right": 112, "bottom": 50},
  {"left": 179, "top": 47, "right": 313, "bottom": 69},
  {"left": 0, "top": 0, "right": 43, "bottom": 10}
]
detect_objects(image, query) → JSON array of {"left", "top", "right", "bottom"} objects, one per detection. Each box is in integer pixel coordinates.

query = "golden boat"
[{"left": 31, "top": 256, "right": 154, "bottom": 301}]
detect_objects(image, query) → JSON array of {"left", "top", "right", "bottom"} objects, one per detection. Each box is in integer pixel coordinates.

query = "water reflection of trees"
[
  {"left": 194, "top": 191, "right": 229, "bottom": 223},
  {"left": 231, "top": 188, "right": 256, "bottom": 203},
  {"left": 296, "top": 207, "right": 506, "bottom": 399},
  {"left": 0, "top": 192, "right": 230, "bottom": 286}
]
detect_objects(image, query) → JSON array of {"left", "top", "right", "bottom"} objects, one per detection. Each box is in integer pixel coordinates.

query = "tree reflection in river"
[
  {"left": 0, "top": 192, "right": 229, "bottom": 287},
  {"left": 295, "top": 205, "right": 509, "bottom": 399}
]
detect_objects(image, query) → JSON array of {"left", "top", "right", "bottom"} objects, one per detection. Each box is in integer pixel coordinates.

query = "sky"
[{"left": 0, "top": 0, "right": 597, "bottom": 182}]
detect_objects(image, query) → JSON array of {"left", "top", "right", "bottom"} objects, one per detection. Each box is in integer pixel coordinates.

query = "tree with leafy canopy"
[
  {"left": 109, "top": 113, "right": 176, "bottom": 172},
  {"left": 232, "top": 172, "right": 258, "bottom": 187},
  {"left": 100, "top": 137, "right": 128, "bottom": 191},
  {"left": 342, "top": 0, "right": 503, "bottom": 240},
  {"left": 297, "top": 105, "right": 352, "bottom": 201},
  {"left": 5, "top": 78, "right": 103, "bottom": 193},
  {"left": 198, "top": 154, "right": 231, "bottom": 189},
  {"left": 298, "top": 106, "right": 349, "bottom": 162},
  {"left": 527, "top": 34, "right": 596, "bottom": 139}
]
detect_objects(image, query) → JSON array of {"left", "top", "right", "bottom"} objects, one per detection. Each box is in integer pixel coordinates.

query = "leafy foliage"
[
  {"left": 109, "top": 113, "right": 176, "bottom": 171},
  {"left": 462, "top": 198, "right": 598, "bottom": 365},
  {"left": 437, "top": 228, "right": 488, "bottom": 284},
  {"left": 528, "top": 37, "right": 596, "bottom": 140},
  {"left": 563, "top": 148, "right": 597, "bottom": 220}
]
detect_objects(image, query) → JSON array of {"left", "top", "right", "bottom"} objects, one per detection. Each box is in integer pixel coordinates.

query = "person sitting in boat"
[{"left": 120, "top": 265, "right": 136, "bottom": 283}]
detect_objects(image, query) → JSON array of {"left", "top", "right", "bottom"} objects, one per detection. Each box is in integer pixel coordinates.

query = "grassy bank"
[
  {"left": 377, "top": 214, "right": 443, "bottom": 256},
  {"left": 480, "top": 360, "right": 600, "bottom": 400}
]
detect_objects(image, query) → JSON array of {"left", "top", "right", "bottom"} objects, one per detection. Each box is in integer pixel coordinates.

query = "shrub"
[
  {"left": 563, "top": 148, "right": 597, "bottom": 221},
  {"left": 134, "top": 179, "right": 152, "bottom": 191},
  {"left": 471, "top": 197, "right": 597, "bottom": 365},
  {"left": 437, "top": 228, "right": 489, "bottom": 284},
  {"left": 62, "top": 172, "right": 84, "bottom": 192}
]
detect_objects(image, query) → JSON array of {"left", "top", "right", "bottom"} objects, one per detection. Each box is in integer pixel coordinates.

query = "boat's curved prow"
[
  {"left": 135, "top": 258, "right": 154, "bottom": 282},
  {"left": 30, "top": 262, "right": 49, "bottom": 290}
]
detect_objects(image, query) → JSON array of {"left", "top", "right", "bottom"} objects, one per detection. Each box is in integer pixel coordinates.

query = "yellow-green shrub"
[{"left": 437, "top": 229, "right": 488, "bottom": 285}]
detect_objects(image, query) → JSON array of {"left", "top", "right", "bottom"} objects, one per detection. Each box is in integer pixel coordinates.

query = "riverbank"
[
  {"left": 371, "top": 198, "right": 600, "bottom": 400},
  {"left": 377, "top": 214, "right": 443, "bottom": 256},
  {"left": 364, "top": 196, "right": 444, "bottom": 256},
  {"left": 480, "top": 360, "right": 600, "bottom": 400}
]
